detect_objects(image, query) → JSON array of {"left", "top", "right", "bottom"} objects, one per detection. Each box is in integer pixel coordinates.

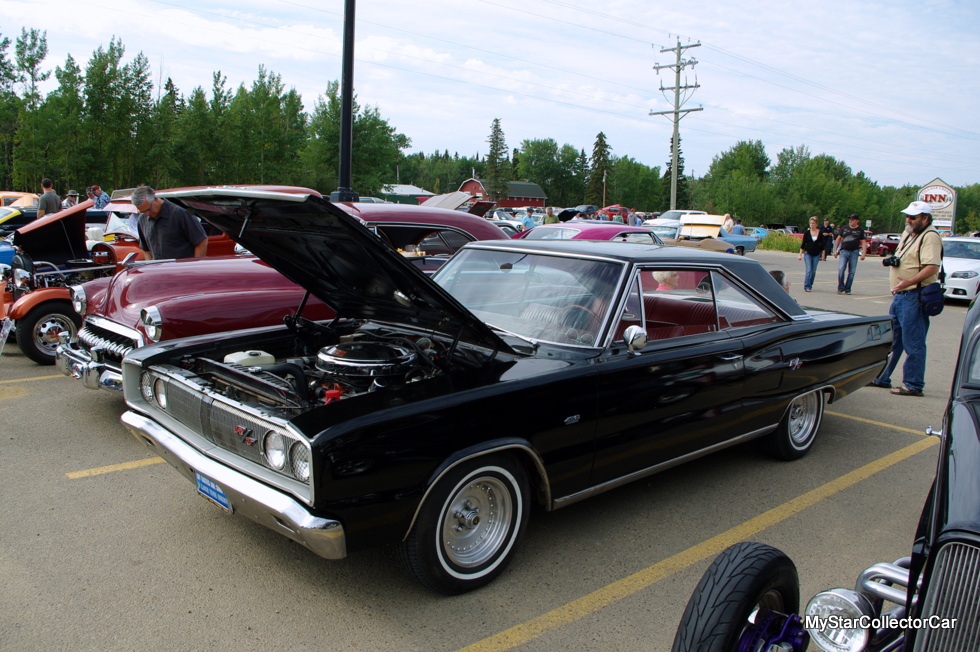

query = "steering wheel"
[{"left": 560, "top": 304, "right": 601, "bottom": 330}]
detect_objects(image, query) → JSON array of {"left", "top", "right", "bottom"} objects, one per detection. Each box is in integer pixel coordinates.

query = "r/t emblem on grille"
[{"left": 235, "top": 425, "right": 257, "bottom": 446}]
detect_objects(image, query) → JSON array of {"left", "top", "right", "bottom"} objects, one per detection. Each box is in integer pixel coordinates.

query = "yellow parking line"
[
  {"left": 0, "top": 374, "right": 65, "bottom": 384},
  {"left": 457, "top": 437, "right": 938, "bottom": 652},
  {"left": 66, "top": 457, "right": 165, "bottom": 479},
  {"left": 853, "top": 294, "right": 893, "bottom": 300},
  {"left": 825, "top": 410, "right": 927, "bottom": 436}
]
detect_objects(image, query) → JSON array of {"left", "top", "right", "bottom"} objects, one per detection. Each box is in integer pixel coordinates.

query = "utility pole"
[
  {"left": 651, "top": 38, "right": 702, "bottom": 210},
  {"left": 331, "top": 0, "right": 359, "bottom": 203}
]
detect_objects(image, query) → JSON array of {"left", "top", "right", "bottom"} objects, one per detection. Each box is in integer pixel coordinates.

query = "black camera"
[{"left": 882, "top": 255, "right": 901, "bottom": 267}]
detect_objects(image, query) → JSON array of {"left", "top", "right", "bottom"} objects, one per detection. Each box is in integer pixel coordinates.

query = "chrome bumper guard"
[
  {"left": 121, "top": 410, "right": 347, "bottom": 560},
  {"left": 55, "top": 340, "right": 123, "bottom": 391}
]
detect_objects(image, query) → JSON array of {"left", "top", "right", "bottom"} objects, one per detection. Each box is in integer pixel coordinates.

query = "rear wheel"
[
  {"left": 398, "top": 455, "right": 529, "bottom": 594},
  {"left": 672, "top": 542, "right": 800, "bottom": 652},
  {"left": 735, "top": 246, "right": 745, "bottom": 256},
  {"left": 767, "top": 390, "right": 824, "bottom": 460},
  {"left": 15, "top": 300, "right": 81, "bottom": 365}
]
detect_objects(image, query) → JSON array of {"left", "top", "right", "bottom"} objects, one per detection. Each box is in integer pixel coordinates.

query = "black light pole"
[{"left": 330, "top": 0, "right": 359, "bottom": 203}]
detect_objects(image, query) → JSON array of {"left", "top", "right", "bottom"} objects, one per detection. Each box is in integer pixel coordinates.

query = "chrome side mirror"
[{"left": 624, "top": 325, "right": 647, "bottom": 354}]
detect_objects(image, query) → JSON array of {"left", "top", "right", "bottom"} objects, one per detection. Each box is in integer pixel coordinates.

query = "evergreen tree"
[
  {"left": 484, "top": 118, "right": 509, "bottom": 201},
  {"left": 584, "top": 132, "right": 611, "bottom": 206},
  {"left": 11, "top": 28, "right": 49, "bottom": 188},
  {"left": 658, "top": 135, "right": 690, "bottom": 210}
]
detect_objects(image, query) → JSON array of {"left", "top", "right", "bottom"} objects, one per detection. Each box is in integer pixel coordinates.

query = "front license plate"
[
  {"left": 195, "top": 471, "right": 233, "bottom": 513},
  {"left": 0, "top": 317, "right": 12, "bottom": 356}
]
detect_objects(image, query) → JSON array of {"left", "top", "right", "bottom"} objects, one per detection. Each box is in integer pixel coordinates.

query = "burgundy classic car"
[
  {"left": 2, "top": 186, "right": 317, "bottom": 364},
  {"left": 55, "top": 197, "right": 508, "bottom": 391},
  {"left": 868, "top": 232, "right": 902, "bottom": 256}
]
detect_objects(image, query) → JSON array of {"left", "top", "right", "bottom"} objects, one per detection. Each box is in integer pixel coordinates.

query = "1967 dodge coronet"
[{"left": 121, "top": 188, "right": 892, "bottom": 594}]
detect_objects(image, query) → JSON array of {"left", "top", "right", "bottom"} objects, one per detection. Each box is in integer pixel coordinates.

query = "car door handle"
[{"left": 717, "top": 354, "right": 743, "bottom": 362}]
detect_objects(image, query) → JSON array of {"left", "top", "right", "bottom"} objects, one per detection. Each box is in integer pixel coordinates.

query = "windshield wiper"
[{"left": 485, "top": 322, "right": 539, "bottom": 352}]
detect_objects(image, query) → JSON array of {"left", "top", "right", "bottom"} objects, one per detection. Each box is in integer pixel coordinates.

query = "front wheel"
[
  {"left": 767, "top": 390, "right": 824, "bottom": 460},
  {"left": 15, "top": 300, "right": 81, "bottom": 365},
  {"left": 672, "top": 542, "right": 801, "bottom": 652},
  {"left": 398, "top": 455, "right": 529, "bottom": 594}
]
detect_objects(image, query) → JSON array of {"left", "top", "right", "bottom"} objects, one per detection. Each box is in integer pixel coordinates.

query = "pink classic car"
[{"left": 55, "top": 194, "right": 508, "bottom": 391}]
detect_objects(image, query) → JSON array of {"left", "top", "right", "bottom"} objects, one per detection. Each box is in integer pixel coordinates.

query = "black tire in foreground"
[
  {"left": 15, "top": 300, "right": 81, "bottom": 365},
  {"left": 398, "top": 454, "right": 530, "bottom": 594},
  {"left": 672, "top": 542, "right": 801, "bottom": 652}
]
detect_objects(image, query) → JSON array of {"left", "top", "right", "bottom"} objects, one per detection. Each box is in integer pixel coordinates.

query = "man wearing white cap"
[{"left": 867, "top": 200, "right": 943, "bottom": 396}]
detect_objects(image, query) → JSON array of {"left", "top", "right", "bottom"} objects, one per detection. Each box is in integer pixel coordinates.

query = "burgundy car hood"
[{"left": 165, "top": 189, "right": 511, "bottom": 354}]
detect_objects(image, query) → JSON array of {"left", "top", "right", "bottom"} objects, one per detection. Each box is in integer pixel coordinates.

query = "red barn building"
[{"left": 457, "top": 178, "right": 547, "bottom": 209}]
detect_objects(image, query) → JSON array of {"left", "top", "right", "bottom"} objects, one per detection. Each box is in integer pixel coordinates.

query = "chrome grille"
[
  {"left": 913, "top": 541, "right": 980, "bottom": 651},
  {"left": 78, "top": 322, "right": 138, "bottom": 364},
  {"left": 165, "top": 381, "right": 205, "bottom": 433},
  {"left": 206, "top": 400, "right": 282, "bottom": 467}
]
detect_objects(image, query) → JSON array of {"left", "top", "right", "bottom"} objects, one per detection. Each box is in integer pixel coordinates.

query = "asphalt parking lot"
[{"left": 0, "top": 248, "right": 960, "bottom": 651}]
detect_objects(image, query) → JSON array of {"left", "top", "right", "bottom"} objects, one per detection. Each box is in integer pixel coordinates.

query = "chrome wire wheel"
[{"left": 440, "top": 474, "right": 513, "bottom": 568}]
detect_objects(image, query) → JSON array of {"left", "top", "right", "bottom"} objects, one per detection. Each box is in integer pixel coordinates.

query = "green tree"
[
  {"left": 0, "top": 29, "right": 18, "bottom": 188},
  {"left": 11, "top": 28, "right": 50, "bottom": 188},
  {"left": 45, "top": 54, "right": 87, "bottom": 191},
  {"left": 608, "top": 156, "right": 661, "bottom": 211},
  {"left": 657, "top": 136, "right": 690, "bottom": 210},
  {"left": 301, "top": 80, "right": 408, "bottom": 194},
  {"left": 584, "top": 132, "right": 611, "bottom": 206},
  {"left": 484, "top": 118, "right": 509, "bottom": 201}
]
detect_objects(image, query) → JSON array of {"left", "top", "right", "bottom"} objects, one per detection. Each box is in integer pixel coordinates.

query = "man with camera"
[{"left": 868, "top": 201, "right": 943, "bottom": 397}]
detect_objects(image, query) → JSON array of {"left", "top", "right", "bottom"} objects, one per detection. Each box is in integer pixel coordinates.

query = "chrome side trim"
[
  {"left": 401, "top": 444, "right": 550, "bottom": 541},
  {"left": 121, "top": 410, "right": 345, "bottom": 560},
  {"left": 552, "top": 424, "right": 777, "bottom": 509}
]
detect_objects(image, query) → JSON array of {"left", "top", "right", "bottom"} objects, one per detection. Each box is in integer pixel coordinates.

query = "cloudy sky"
[{"left": 2, "top": 0, "right": 978, "bottom": 189}]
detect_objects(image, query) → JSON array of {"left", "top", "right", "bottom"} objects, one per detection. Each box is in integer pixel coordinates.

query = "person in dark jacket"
[{"left": 797, "top": 216, "right": 826, "bottom": 292}]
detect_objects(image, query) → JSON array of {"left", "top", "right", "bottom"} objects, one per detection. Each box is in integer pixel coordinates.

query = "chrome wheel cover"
[
  {"left": 441, "top": 475, "right": 513, "bottom": 568},
  {"left": 34, "top": 314, "right": 77, "bottom": 353}
]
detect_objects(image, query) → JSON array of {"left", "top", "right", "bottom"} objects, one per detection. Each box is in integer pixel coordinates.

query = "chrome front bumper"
[
  {"left": 55, "top": 340, "right": 123, "bottom": 391},
  {"left": 120, "top": 410, "right": 347, "bottom": 560}
]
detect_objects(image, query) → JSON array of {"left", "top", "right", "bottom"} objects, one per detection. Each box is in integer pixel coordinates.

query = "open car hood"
[{"left": 166, "top": 188, "right": 512, "bottom": 354}]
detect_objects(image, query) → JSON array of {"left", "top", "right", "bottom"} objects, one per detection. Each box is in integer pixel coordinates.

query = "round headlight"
[
  {"left": 290, "top": 442, "right": 310, "bottom": 482},
  {"left": 70, "top": 285, "right": 87, "bottom": 315},
  {"left": 140, "top": 306, "right": 163, "bottom": 343},
  {"left": 153, "top": 377, "right": 167, "bottom": 409},
  {"left": 140, "top": 372, "right": 154, "bottom": 403},
  {"left": 264, "top": 431, "right": 287, "bottom": 470},
  {"left": 804, "top": 589, "right": 873, "bottom": 652}
]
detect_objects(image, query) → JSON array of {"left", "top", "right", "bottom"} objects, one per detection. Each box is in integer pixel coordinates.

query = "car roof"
[
  {"left": 462, "top": 239, "right": 805, "bottom": 316},
  {"left": 340, "top": 202, "right": 508, "bottom": 240}
]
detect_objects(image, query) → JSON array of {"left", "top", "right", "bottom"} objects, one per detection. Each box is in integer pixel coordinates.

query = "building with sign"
[{"left": 917, "top": 178, "right": 957, "bottom": 234}]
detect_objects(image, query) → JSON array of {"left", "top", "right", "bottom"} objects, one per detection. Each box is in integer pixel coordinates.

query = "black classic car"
[
  {"left": 120, "top": 189, "right": 892, "bottom": 594},
  {"left": 672, "top": 302, "right": 980, "bottom": 651}
]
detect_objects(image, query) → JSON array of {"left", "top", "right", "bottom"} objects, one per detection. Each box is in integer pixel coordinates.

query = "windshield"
[
  {"left": 434, "top": 248, "right": 624, "bottom": 347},
  {"left": 524, "top": 227, "right": 582, "bottom": 240},
  {"left": 944, "top": 241, "right": 980, "bottom": 260},
  {"left": 650, "top": 225, "right": 679, "bottom": 239}
]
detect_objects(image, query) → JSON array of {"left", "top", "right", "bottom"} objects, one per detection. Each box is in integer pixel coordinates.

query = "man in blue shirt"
[
  {"left": 732, "top": 219, "right": 745, "bottom": 235},
  {"left": 92, "top": 185, "right": 111, "bottom": 210}
]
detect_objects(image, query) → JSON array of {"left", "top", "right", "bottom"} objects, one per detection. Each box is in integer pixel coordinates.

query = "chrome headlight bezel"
[
  {"left": 804, "top": 588, "right": 874, "bottom": 652},
  {"left": 140, "top": 306, "right": 163, "bottom": 342},
  {"left": 263, "top": 431, "right": 287, "bottom": 470},
  {"left": 70, "top": 284, "right": 87, "bottom": 315}
]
